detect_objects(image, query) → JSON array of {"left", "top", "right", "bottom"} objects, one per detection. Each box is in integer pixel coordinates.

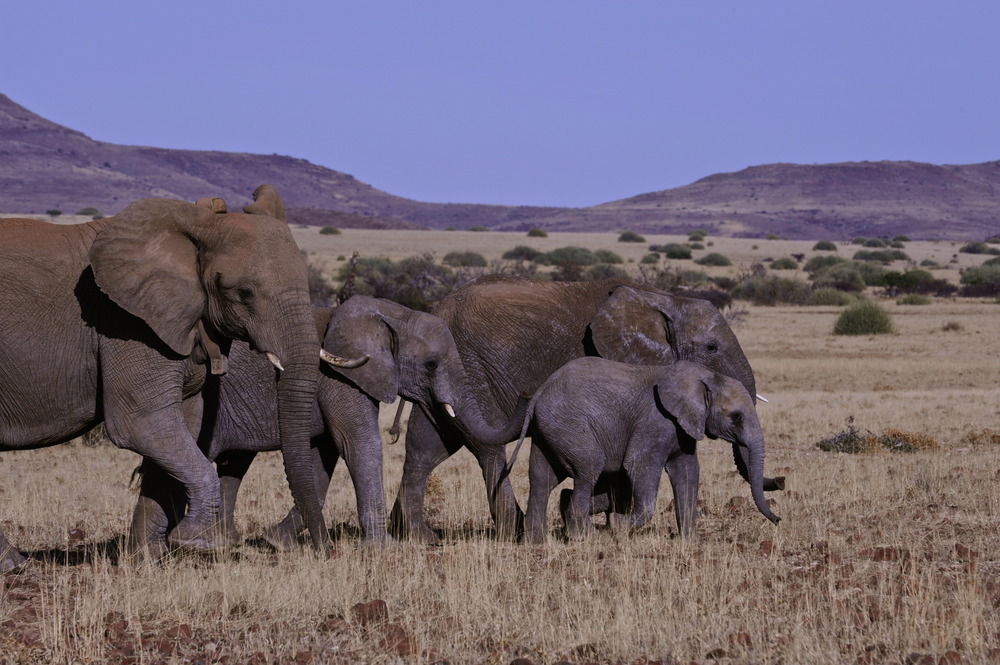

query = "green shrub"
[
  {"left": 863, "top": 237, "right": 887, "bottom": 248},
  {"left": 649, "top": 243, "right": 692, "bottom": 260},
  {"left": 640, "top": 253, "right": 660, "bottom": 265},
  {"left": 851, "top": 237, "right": 867, "bottom": 245},
  {"left": 502, "top": 245, "right": 543, "bottom": 262},
  {"left": 594, "top": 249, "right": 624, "bottom": 264},
  {"left": 833, "top": 300, "right": 894, "bottom": 335},
  {"left": 688, "top": 230, "right": 707, "bottom": 242},
  {"left": 816, "top": 418, "right": 938, "bottom": 453},
  {"left": 852, "top": 249, "right": 910, "bottom": 262},
  {"left": 319, "top": 226, "right": 341, "bottom": 235},
  {"left": 853, "top": 261, "right": 890, "bottom": 286},
  {"left": 959, "top": 241, "right": 1000, "bottom": 255},
  {"left": 695, "top": 252, "right": 731, "bottom": 267},
  {"left": 811, "top": 263, "right": 867, "bottom": 292},
  {"left": 688, "top": 243, "right": 705, "bottom": 250},
  {"left": 812, "top": 240, "right": 838, "bottom": 251},
  {"left": 618, "top": 231, "right": 646, "bottom": 243},
  {"left": 336, "top": 254, "right": 457, "bottom": 312},
  {"left": 986, "top": 237, "right": 1000, "bottom": 244},
  {"left": 46, "top": 209, "right": 62, "bottom": 217},
  {"left": 889, "top": 241, "right": 906, "bottom": 249},
  {"left": 897, "top": 294, "right": 931, "bottom": 306},
  {"left": 583, "top": 264, "right": 628, "bottom": 281},
  {"left": 468, "top": 225, "right": 489, "bottom": 232},
  {"left": 76, "top": 206, "right": 102, "bottom": 218},
  {"left": 919, "top": 259, "right": 941, "bottom": 268},
  {"left": 984, "top": 256, "right": 1000, "bottom": 267},
  {"left": 803, "top": 255, "right": 846, "bottom": 274},
  {"left": 538, "top": 246, "right": 599, "bottom": 266},
  {"left": 443, "top": 251, "right": 488, "bottom": 267},
  {"left": 769, "top": 257, "right": 799, "bottom": 270},
  {"left": 526, "top": 227, "right": 548, "bottom": 238},
  {"left": 732, "top": 275, "right": 812, "bottom": 306},
  {"left": 881, "top": 269, "right": 934, "bottom": 292},
  {"left": 959, "top": 263, "right": 1000, "bottom": 285},
  {"left": 765, "top": 233, "right": 780, "bottom": 240},
  {"left": 892, "top": 235, "right": 911, "bottom": 243},
  {"left": 807, "top": 288, "right": 857, "bottom": 306}
]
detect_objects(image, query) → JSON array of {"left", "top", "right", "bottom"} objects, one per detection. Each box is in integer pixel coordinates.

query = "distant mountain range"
[{"left": 2, "top": 93, "right": 998, "bottom": 240}]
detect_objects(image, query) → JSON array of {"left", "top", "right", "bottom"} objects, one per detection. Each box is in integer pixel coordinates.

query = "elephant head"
[
  {"left": 589, "top": 285, "right": 757, "bottom": 401},
  {"left": 88, "top": 185, "right": 327, "bottom": 550},
  {"left": 319, "top": 296, "right": 516, "bottom": 446},
  {"left": 655, "top": 361, "right": 781, "bottom": 525}
]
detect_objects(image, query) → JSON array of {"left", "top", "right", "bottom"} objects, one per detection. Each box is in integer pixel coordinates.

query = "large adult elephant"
[
  {"left": 389, "top": 276, "right": 782, "bottom": 541},
  {"left": 129, "top": 295, "right": 517, "bottom": 550},
  {"left": 0, "top": 186, "right": 329, "bottom": 571}
]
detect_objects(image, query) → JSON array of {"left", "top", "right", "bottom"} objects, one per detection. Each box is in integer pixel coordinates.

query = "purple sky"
[{"left": 5, "top": 2, "right": 999, "bottom": 207}]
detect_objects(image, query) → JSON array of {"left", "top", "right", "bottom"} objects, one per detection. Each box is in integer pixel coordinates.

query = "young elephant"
[{"left": 510, "top": 358, "right": 782, "bottom": 543}]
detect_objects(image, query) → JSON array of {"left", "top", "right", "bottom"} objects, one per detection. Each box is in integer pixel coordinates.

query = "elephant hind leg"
[{"left": 127, "top": 459, "right": 185, "bottom": 562}]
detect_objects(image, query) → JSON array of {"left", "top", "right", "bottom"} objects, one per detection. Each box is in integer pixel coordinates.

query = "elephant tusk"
[
  {"left": 266, "top": 352, "right": 285, "bottom": 372},
  {"left": 319, "top": 349, "right": 370, "bottom": 368},
  {"left": 443, "top": 403, "right": 456, "bottom": 418},
  {"left": 756, "top": 394, "right": 769, "bottom": 403}
]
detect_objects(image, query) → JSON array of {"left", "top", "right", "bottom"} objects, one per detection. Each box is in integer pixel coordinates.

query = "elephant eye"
[
  {"left": 705, "top": 341, "right": 719, "bottom": 354},
  {"left": 236, "top": 286, "right": 255, "bottom": 302},
  {"left": 730, "top": 410, "right": 744, "bottom": 426},
  {"left": 424, "top": 359, "right": 439, "bottom": 372}
]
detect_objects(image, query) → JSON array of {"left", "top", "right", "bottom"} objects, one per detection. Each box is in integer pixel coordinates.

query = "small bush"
[
  {"left": 502, "top": 245, "right": 543, "bottom": 262},
  {"left": 851, "top": 237, "right": 867, "bottom": 245},
  {"left": 816, "top": 418, "right": 939, "bottom": 453},
  {"left": 618, "top": 231, "right": 646, "bottom": 243},
  {"left": 640, "top": 253, "right": 660, "bottom": 265},
  {"left": 688, "top": 231, "right": 706, "bottom": 242},
  {"left": 863, "top": 237, "right": 887, "bottom": 248},
  {"left": 919, "top": 259, "right": 941, "bottom": 268},
  {"left": 649, "top": 243, "right": 692, "bottom": 260},
  {"left": 807, "top": 288, "right": 858, "bottom": 306},
  {"left": 959, "top": 263, "right": 1000, "bottom": 285},
  {"left": 538, "top": 246, "right": 599, "bottom": 266},
  {"left": 583, "top": 264, "right": 628, "bottom": 281},
  {"left": 319, "top": 226, "right": 341, "bottom": 235},
  {"left": 468, "top": 225, "right": 489, "bottom": 232},
  {"left": 593, "top": 249, "right": 624, "bottom": 264},
  {"left": 76, "top": 206, "right": 102, "bottom": 218},
  {"left": 960, "top": 428, "right": 1000, "bottom": 447},
  {"left": 526, "top": 227, "right": 548, "bottom": 238},
  {"left": 803, "top": 255, "right": 846, "bottom": 274},
  {"left": 812, "top": 240, "right": 838, "bottom": 251},
  {"left": 443, "top": 251, "right": 488, "bottom": 267},
  {"left": 695, "top": 252, "right": 732, "bottom": 267},
  {"left": 46, "top": 209, "right": 62, "bottom": 217},
  {"left": 941, "top": 321, "right": 963, "bottom": 332},
  {"left": 769, "top": 257, "right": 799, "bottom": 270},
  {"left": 852, "top": 249, "right": 910, "bottom": 263},
  {"left": 732, "top": 275, "right": 811, "bottom": 306},
  {"left": 811, "top": 263, "right": 867, "bottom": 292},
  {"left": 959, "top": 241, "right": 1000, "bottom": 255},
  {"left": 689, "top": 243, "right": 705, "bottom": 250},
  {"left": 853, "top": 261, "right": 890, "bottom": 287},
  {"left": 833, "top": 300, "right": 894, "bottom": 335},
  {"left": 897, "top": 294, "right": 931, "bottom": 306},
  {"left": 892, "top": 235, "right": 911, "bottom": 242}
]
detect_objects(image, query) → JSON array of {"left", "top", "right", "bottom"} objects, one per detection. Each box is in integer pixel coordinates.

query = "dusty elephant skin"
[
  {"left": 130, "top": 295, "right": 515, "bottom": 550},
  {"left": 0, "top": 185, "right": 322, "bottom": 571},
  {"left": 389, "top": 276, "right": 782, "bottom": 542},
  {"left": 507, "top": 357, "right": 781, "bottom": 543}
]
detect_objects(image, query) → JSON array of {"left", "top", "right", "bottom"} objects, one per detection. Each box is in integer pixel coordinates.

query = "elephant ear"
[
  {"left": 654, "top": 369, "right": 707, "bottom": 441},
  {"left": 589, "top": 286, "right": 679, "bottom": 364},
  {"left": 242, "top": 184, "right": 286, "bottom": 222},
  {"left": 323, "top": 299, "right": 399, "bottom": 403},
  {"left": 89, "top": 199, "right": 207, "bottom": 356}
]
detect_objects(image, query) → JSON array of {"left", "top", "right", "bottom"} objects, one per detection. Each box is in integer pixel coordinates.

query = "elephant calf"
[{"left": 509, "top": 357, "right": 782, "bottom": 543}]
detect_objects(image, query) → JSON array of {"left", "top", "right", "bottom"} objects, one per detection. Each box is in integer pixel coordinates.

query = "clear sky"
[{"left": 4, "top": 2, "right": 998, "bottom": 207}]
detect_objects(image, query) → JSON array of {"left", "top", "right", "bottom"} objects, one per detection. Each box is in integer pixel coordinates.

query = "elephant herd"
[{"left": 0, "top": 185, "right": 782, "bottom": 573}]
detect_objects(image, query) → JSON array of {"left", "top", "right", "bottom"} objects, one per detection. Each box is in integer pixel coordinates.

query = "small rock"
[
  {"left": 165, "top": 623, "right": 193, "bottom": 640},
  {"left": 294, "top": 650, "right": 315, "bottom": 664},
  {"left": 705, "top": 648, "right": 730, "bottom": 659},
  {"left": 352, "top": 599, "right": 389, "bottom": 626},
  {"left": 954, "top": 544, "right": 979, "bottom": 561},
  {"left": 68, "top": 528, "right": 86, "bottom": 543},
  {"left": 758, "top": 540, "right": 775, "bottom": 556},
  {"left": 380, "top": 623, "right": 417, "bottom": 656}
]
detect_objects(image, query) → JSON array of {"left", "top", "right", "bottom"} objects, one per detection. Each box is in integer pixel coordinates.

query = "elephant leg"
[
  {"left": 336, "top": 424, "right": 391, "bottom": 544},
  {"left": 563, "top": 473, "right": 598, "bottom": 541},
  {"left": 525, "top": 444, "right": 560, "bottom": 544},
  {"left": 216, "top": 450, "right": 257, "bottom": 548},
  {"left": 263, "top": 438, "right": 336, "bottom": 551},
  {"left": 621, "top": 464, "right": 663, "bottom": 532},
  {"left": 127, "top": 459, "right": 186, "bottom": 561},
  {"left": 665, "top": 452, "right": 700, "bottom": 538},
  {"left": 0, "top": 531, "right": 27, "bottom": 573},
  {"left": 469, "top": 440, "right": 524, "bottom": 541},
  {"left": 389, "top": 409, "right": 462, "bottom": 542}
]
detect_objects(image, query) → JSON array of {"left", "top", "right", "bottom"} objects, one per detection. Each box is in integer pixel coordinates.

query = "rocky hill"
[{"left": 2, "top": 93, "right": 998, "bottom": 239}]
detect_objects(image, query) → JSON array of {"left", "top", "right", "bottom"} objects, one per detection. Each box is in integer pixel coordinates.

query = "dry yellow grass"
[{"left": 2, "top": 229, "right": 999, "bottom": 664}]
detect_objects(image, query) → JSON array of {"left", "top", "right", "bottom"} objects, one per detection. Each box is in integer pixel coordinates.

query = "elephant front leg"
[
  {"left": 127, "top": 459, "right": 186, "bottom": 562},
  {"left": 389, "top": 410, "right": 458, "bottom": 542},
  {"left": 262, "top": 437, "right": 337, "bottom": 551},
  {"left": 665, "top": 453, "right": 700, "bottom": 538}
]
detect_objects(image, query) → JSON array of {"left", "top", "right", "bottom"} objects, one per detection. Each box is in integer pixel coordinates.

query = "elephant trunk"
[
  {"left": 272, "top": 302, "right": 326, "bottom": 552},
  {"left": 731, "top": 412, "right": 781, "bottom": 525},
  {"left": 433, "top": 354, "right": 527, "bottom": 448},
  {"left": 722, "top": 351, "right": 786, "bottom": 491}
]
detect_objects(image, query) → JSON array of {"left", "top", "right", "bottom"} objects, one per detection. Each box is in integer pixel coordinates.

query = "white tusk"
[
  {"left": 266, "top": 352, "right": 285, "bottom": 372},
  {"left": 756, "top": 393, "right": 769, "bottom": 403},
  {"left": 319, "top": 348, "right": 370, "bottom": 368},
  {"left": 443, "top": 403, "right": 456, "bottom": 418}
]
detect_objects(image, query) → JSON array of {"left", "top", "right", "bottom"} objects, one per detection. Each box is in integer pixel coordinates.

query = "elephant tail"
[{"left": 497, "top": 393, "right": 535, "bottom": 491}]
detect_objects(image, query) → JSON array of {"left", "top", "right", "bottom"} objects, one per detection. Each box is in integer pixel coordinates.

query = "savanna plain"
[{"left": 2, "top": 225, "right": 999, "bottom": 665}]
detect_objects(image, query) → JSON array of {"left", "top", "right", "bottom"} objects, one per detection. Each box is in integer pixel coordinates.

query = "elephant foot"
[
  {"left": 167, "top": 518, "right": 229, "bottom": 555},
  {"left": 261, "top": 522, "right": 303, "bottom": 553},
  {"left": 404, "top": 523, "right": 441, "bottom": 544},
  {"left": 1, "top": 545, "right": 28, "bottom": 573},
  {"left": 124, "top": 537, "right": 171, "bottom": 566},
  {"left": 358, "top": 532, "right": 397, "bottom": 549},
  {"left": 606, "top": 512, "right": 631, "bottom": 532}
]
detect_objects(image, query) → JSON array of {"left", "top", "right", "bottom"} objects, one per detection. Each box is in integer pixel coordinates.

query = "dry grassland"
[{"left": 2, "top": 228, "right": 999, "bottom": 664}]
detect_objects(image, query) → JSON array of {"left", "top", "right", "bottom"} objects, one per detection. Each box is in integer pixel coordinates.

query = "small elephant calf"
[{"left": 509, "top": 357, "right": 782, "bottom": 543}]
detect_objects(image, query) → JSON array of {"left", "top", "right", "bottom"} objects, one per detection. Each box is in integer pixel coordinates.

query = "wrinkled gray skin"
[
  {"left": 389, "top": 276, "right": 783, "bottom": 542},
  {"left": 129, "top": 295, "right": 517, "bottom": 551},
  {"left": 0, "top": 186, "right": 321, "bottom": 572},
  {"left": 509, "top": 358, "right": 782, "bottom": 543}
]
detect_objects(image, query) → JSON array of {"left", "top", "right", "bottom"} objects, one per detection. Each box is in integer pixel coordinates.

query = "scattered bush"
[
  {"left": 862, "top": 237, "right": 887, "bottom": 248},
  {"left": 583, "top": 264, "right": 628, "bottom": 281},
  {"left": 640, "top": 253, "right": 660, "bottom": 265},
  {"left": 688, "top": 243, "right": 705, "bottom": 250},
  {"left": 538, "top": 246, "right": 599, "bottom": 267},
  {"left": 960, "top": 428, "right": 1000, "bottom": 446},
  {"left": 812, "top": 240, "right": 838, "bottom": 251},
  {"left": 851, "top": 237, "right": 867, "bottom": 245},
  {"left": 892, "top": 235, "right": 911, "bottom": 242},
  {"left": 688, "top": 230, "right": 706, "bottom": 242},
  {"left": 443, "top": 251, "right": 488, "bottom": 267},
  {"left": 76, "top": 206, "right": 102, "bottom": 218},
  {"left": 649, "top": 243, "right": 692, "bottom": 260},
  {"left": 941, "top": 321, "right": 963, "bottom": 332},
  {"left": 811, "top": 263, "right": 867, "bottom": 292},
  {"left": 816, "top": 418, "right": 938, "bottom": 453},
  {"left": 594, "top": 249, "right": 624, "bottom": 264},
  {"left": 618, "top": 231, "right": 646, "bottom": 243},
  {"left": 833, "top": 300, "right": 894, "bottom": 335},
  {"left": 526, "top": 227, "right": 548, "bottom": 238},
  {"left": 336, "top": 253, "right": 458, "bottom": 312},
  {"left": 919, "top": 259, "right": 941, "bottom": 268},
  {"left": 768, "top": 257, "right": 798, "bottom": 270},
  {"left": 807, "top": 288, "right": 858, "bottom": 306},
  {"left": 852, "top": 249, "right": 910, "bottom": 263},
  {"left": 803, "top": 255, "right": 846, "bottom": 274},
  {"left": 319, "top": 226, "right": 341, "bottom": 235},
  {"left": 502, "top": 245, "right": 543, "bottom": 262},
  {"left": 468, "top": 226, "right": 489, "bottom": 232},
  {"left": 959, "top": 241, "right": 1000, "bottom": 255},
  {"left": 853, "top": 261, "right": 890, "bottom": 287},
  {"left": 732, "top": 275, "right": 812, "bottom": 306},
  {"left": 46, "top": 209, "right": 62, "bottom": 217},
  {"left": 695, "top": 252, "right": 732, "bottom": 267},
  {"left": 897, "top": 294, "right": 931, "bottom": 306},
  {"left": 959, "top": 263, "right": 1000, "bottom": 285}
]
